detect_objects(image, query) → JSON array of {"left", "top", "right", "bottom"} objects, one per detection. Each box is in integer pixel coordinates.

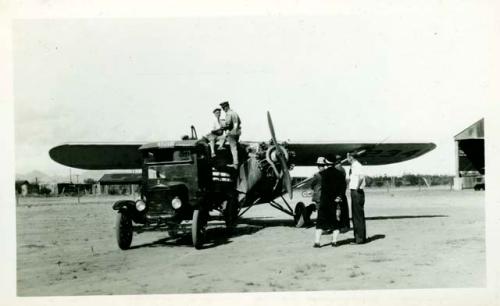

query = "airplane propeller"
[{"left": 267, "top": 111, "right": 293, "bottom": 199}]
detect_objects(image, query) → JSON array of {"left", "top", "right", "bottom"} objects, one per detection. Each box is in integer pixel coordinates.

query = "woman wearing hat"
[{"left": 312, "top": 157, "right": 347, "bottom": 247}]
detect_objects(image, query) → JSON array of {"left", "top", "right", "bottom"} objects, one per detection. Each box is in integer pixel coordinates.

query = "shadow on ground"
[
  {"left": 130, "top": 224, "right": 264, "bottom": 250},
  {"left": 239, "top": 214, "right": 448, "bottom": 228},
  {"left": 314, "top": 234, "right": 386, "bottom": 248},
  {"left": 366, "top": 214, "right": 448, "bottom": 220},
  {"left": 130, "top": 214, "right": 445, "bottom": 250}
]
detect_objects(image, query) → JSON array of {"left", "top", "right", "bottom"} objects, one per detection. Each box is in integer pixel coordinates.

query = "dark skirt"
[{"left": 316, "top": 200, "right": 342, "bottom": 230}]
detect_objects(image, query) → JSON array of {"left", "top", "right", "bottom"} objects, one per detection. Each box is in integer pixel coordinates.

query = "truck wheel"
[
  {"left": 192, "top": 209, "right": 207, "bottom": 249},
  {"left": 224, "top": 198, "right": 239, "bottom": 233},
  {"left": 116, "top": 212, "right": 133, "bottom": 250}
]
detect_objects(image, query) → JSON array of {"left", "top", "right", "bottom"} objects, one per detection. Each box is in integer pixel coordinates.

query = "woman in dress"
[{"left": 313, "top": 157, "right": 347, "bottom": 247}]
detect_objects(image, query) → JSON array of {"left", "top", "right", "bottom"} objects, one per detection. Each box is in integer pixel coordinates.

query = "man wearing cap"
[
  {"left": 347, "top": 152, "right": 366, "bottom": 244},
  {"left": 206, "top": 107, "right": 224, "bottom": 157},
  {"left": 312, "top": 157, "right": 346, "bottom": 248},
  {"left": 220, "top": 101, "right": 242, "bottom": 168}
]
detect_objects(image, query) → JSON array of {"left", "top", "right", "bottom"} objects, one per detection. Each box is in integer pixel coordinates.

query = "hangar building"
[{"left": 453, "top": 118, "right": 484, "bottom": 190}]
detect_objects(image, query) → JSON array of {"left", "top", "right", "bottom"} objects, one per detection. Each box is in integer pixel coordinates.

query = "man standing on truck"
[
  {"left": 206, "top": 107, "right": 225, "bottom": 157},
  {"left": 220, "top": 101, "right": 241, "bottom": 169}
]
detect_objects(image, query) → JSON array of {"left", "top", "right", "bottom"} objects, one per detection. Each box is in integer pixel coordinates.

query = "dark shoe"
[
  {"left": 331, "top": 242, "right": 338, "bottom": 247},
  {"left": 313, "top": 243, "right": 320, "bottom": 248}
]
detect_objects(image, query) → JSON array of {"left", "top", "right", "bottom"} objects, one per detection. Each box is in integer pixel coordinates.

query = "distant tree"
[
  {"left": 39, "top": 186, "right": 52, "bottom": 196},
  {"left": 361, "top": 174, "right": 454, "bottom": 188},
  {"left": 374, "top": 180, "right": 385, "bottom": 187},
  {"left": 84, "top": 178, "right": 96, "bottom": 184},
  {"left": 365, "top": 176, "right": 373, "bottom": 187},
  {"left": 402, "top": 174, "right": 420, "bottom": 186}
]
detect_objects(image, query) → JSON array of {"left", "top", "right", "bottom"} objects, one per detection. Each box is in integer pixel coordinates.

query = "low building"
[
  {"left": 56, "top": 183, "right": 94, "bottom": 195},
  {"left": 453, "top": 118, "right": 484, "bottom": 190}
]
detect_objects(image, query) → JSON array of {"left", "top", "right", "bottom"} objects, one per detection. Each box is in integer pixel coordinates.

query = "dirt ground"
[{"left": 16, "top": 187, "right": 485, "bottom": 296}]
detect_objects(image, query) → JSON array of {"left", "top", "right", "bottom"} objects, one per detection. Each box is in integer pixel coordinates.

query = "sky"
[{"left": 12, "top": 12, "right": 492, "bottom": 178}]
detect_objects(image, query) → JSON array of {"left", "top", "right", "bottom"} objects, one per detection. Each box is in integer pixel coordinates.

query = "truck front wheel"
[
  {"left": 116, "top": 212, "right": 133, "bottom": 250},
  {"left": 192, "top": 209, "right": 208, "bottom": 249}
]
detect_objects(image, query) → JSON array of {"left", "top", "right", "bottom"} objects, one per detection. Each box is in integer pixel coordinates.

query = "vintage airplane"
[{"left": 49, "top": 112, "right": 436, "bottom": 249}]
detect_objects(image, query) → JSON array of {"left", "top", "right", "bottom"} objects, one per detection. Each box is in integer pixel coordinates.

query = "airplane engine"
[
  {"left": 244, "top": 141, "right": 294, "bottom": 200},
  {"left": 265, "top": 144, "right": 290, "bottom": 178}
]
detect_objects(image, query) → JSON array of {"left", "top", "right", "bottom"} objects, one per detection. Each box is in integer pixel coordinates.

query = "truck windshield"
[
  {"left": 144, "top": 149, "right": 195, "bottom": 180},
  {"left": 148, "top": 165, "right": 169, "bottom": 179},
  {"left": 147, "top": 163, "right": 193, "bottom": 180}
]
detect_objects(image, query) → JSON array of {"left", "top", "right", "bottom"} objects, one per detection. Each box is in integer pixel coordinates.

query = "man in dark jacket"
[{"left": 310, "top": 157, "right": 327, "bottom": 207}]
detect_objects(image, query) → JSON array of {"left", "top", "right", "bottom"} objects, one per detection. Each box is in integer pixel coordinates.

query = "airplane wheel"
[
  {"left": 294, "top": 202, "right": 306, "bottom": 228},
  {"left": 192, "top": 209, "right": 208, "bottom": 249},
  {"left": 116, "top": 212, "right": 133, "bottom": 250}
]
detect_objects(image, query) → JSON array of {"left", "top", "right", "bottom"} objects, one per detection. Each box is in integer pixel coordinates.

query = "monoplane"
[{"left": 49, "top": 112, "right": 435, "bottom": 249}]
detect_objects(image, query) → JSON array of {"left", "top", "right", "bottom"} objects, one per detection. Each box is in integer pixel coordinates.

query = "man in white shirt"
[
  {"left": 347, "top": 152, "right": 366, "bottom": 244},
  {"left": 206, "top": 107, "right": 224, "bottom": 157}
]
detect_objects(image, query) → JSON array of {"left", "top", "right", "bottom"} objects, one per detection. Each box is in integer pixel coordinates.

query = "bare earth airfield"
[{"left": 16, "top": 187, "right": 484, "bottom": 296}]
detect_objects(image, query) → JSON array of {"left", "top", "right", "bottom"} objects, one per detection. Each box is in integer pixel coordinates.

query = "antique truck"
[{"left": 113, "top": 137, "right": 243, "bottom": 250}]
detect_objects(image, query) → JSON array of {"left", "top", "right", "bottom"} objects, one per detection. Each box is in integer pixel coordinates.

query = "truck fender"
[{"left": 112, "top": 200, "right": 136, "bottom": 212}]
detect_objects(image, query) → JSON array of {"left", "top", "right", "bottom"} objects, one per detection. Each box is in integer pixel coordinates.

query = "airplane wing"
[
  {"left": 287, "top": 142, "right": 436, "bottom": 166},
  {"left": 49, "top": 143, "right": 144, "bottom": 170},
  {"left": 49, "top": 141, "right": 436, "bottom": 170}
]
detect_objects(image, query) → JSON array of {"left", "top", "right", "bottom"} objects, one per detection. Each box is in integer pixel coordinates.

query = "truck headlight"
[
  {"left": 171, "top": 196, "right": 182, "bottom": 210},
  {"left": 135, "top": 199, "right": 146, "bottom": 211}
]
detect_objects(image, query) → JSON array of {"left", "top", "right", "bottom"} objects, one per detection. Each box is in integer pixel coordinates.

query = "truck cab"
[{"left": 113, "top": 139, "right": 242, "bottom": 250}]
